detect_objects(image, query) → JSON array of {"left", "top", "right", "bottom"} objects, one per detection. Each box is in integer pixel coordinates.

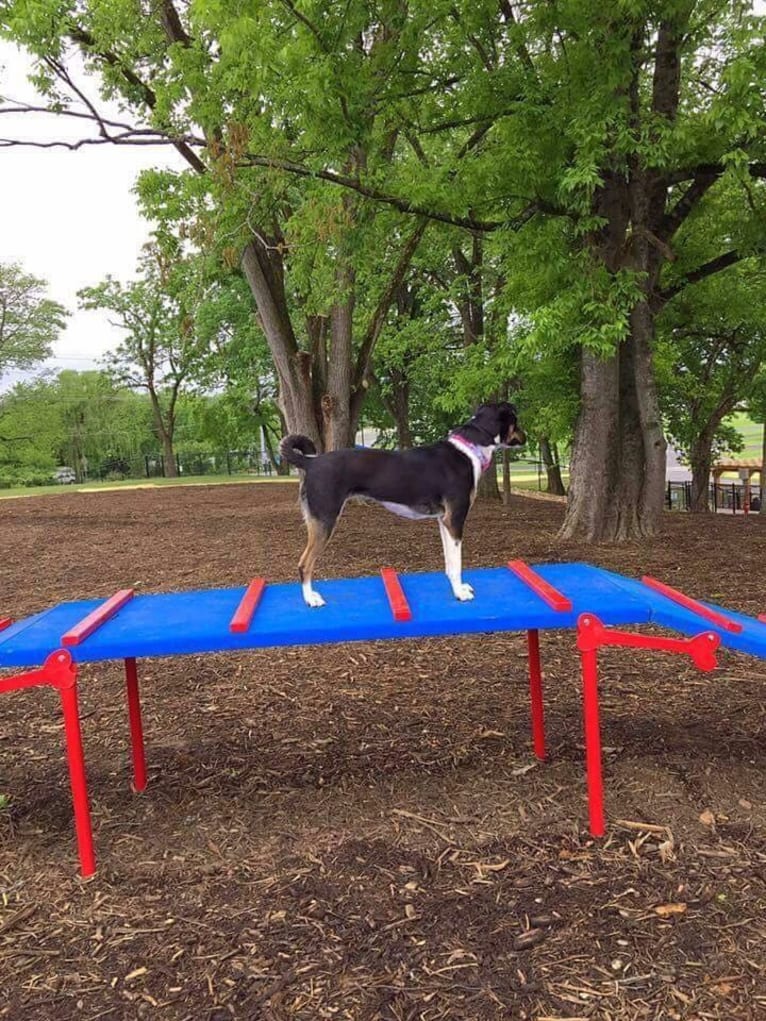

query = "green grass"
[
  {"left": 726, "top": 412, "right": 764, "bottom": 459},
  {"left": 0, "top": 474, "right": 297, "bottom": 500},
  {"left": 0, "top": 463, "right": 566, "bottom": 501}
]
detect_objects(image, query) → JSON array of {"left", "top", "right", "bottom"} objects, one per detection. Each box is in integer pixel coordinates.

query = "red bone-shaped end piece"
[
  {"left": 576, "top": 613, "right": 720, "bottom": 672},
  {"left": 43, "top": 648, "right": 78, "bottom": 689},
  {"left": 686, "top": 631, "right": 721, "bottom": 672}
]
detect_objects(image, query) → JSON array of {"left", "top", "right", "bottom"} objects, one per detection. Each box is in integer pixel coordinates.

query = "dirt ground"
[{"left": 1, "top": 482, "right": 766, "bottom": 1021}]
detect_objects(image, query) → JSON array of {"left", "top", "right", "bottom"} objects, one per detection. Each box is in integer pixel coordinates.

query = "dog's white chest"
[{"left": 380, "top": 501, "right": 435, "bottom": 521}]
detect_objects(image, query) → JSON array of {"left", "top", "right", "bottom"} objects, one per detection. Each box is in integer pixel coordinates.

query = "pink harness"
[{"left": 448, "top": 433, "right": 494, "bottom": 473}]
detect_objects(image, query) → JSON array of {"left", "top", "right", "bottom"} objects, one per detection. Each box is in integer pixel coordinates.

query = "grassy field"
[
  {"left": 0, "top": 463, "right": 563, "bottom": 500},
  {"left": 0, "top": 473, "right": 296, "bottom": 500},
  {"left": 727, "top": 411, "right": 764, "bottom": 458}
]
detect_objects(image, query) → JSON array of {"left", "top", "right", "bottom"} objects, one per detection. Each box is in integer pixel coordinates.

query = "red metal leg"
[
  {"left": 580, "top": 646, "right": 605, "bottom": 838},
  {"left": 527, "top": 629, "right": 546, "bottom": 760},
  {"left": 58, "top": 682, "right": 96, "bottom": 877},
  {"left": 124, "top": 658, "right": 147, "bottom": 792}
]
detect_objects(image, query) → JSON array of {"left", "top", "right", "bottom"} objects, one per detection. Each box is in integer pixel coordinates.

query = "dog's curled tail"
[{"left": 280, "top": 434, "right": 318, "bottom": 470}]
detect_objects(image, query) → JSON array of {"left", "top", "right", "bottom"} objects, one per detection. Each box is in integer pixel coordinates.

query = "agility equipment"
[{"left": 2, "top": 561, "right": 764, "bottom": 876}]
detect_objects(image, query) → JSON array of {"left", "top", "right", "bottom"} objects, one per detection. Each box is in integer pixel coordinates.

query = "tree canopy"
[
  {"left": 2, "top": 0, "right": 766, "bottom": 531},
  {"left": 0, "top": 261, "right": 67, "bottom": 377}
]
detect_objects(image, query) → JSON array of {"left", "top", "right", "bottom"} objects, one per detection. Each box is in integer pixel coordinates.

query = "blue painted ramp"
[
  {"left": 598, "top": 569, "right": 766, "bottom": 660},
  {"left": 1, "top": 562, "right": 764, "bottom": 669}
]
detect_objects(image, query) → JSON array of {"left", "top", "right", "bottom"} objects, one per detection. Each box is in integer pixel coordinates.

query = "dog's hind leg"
[
  {"left": 438, "top": 502, "right": 473, "bottom": 601},
  {"left": 298, "top": 515, "right": 334, "bottom": 608}
]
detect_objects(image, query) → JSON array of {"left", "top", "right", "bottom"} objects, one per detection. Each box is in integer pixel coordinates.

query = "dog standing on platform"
[{"left": 280, "top": 402, "right": 526, "bottom": 608}]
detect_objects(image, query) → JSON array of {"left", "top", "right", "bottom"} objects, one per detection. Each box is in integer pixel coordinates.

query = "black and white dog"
[{"left": 280, "top": 402, "right": 525, "bottom": 607}]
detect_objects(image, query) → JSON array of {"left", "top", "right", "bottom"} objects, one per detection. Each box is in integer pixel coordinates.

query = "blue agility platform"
[
  {"left": 1, "top": 560, "right": 765, "bottom": 878},
  {"left": 2, "top": 562, "right": 765, "bottom": 667}
]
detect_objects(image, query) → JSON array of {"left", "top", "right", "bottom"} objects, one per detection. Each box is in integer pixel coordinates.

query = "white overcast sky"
[{"left": 0, "top": 40, "right": 185, "bottom": 388}]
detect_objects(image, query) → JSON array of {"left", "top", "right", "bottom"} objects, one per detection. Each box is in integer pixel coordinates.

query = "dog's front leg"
[{"left": 438, "top": 518, "right": 474, "bottom": 601}]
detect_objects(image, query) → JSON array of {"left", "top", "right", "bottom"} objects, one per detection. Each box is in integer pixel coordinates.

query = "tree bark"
[
  {"left": 241, "top": 239, "right": 322, "bottom": 448},
  {"left": 148, "top": 391, "right": 177, "bottom": 478},
  {"left": 324, "top": 269, "right": 355, "bottom": 449},
  {"left": 540, "top": 436, "right": 566, "bottom": 495},
  {"left": 501, "top": 449, "right": 511, "bottom": 504},
  {"left": 689, "top": 448, "right": 712, "bottom": 512},
  {"left": 477, "top": 463, "right": 500, "bottom": 500},
  {"left": 242, "top": 223, "right": 425, "bottom": 452},
  {"left": 386, "top": 367, "right": 413, "bottom": 448},
  {"left": 761, "top": 420, "right": 766, "bottom": 514}
]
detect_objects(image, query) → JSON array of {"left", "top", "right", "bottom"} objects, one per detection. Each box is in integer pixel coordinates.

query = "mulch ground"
[{"left": 1, "top": 482, "right": 766, "bottom": 1021}]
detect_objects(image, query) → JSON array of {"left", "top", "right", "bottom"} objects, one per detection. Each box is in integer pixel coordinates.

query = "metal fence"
[
  {"left": 666, "top": 481, "right": 763, "bottom": 513},
  {"left": 89, "top": 450, "right": 279, "bottom": 482}
]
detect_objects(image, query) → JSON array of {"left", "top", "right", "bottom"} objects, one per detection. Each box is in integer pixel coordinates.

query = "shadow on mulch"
[{"left": 1, "top": 484, "right": 766, "bottom": 1019}]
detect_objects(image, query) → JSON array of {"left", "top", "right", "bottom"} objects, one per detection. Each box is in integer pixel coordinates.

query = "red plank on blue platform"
[
  {"left": 642, "top": 576, "right": 743, "bottom": 634},
  {"left": 381, "top": 568, "right": 412, "bottom": 622},
  {"left": 229, "top": 578, "right": 267, "bottom": 633},
  {"left": 507, "top": 560, "right": 573, "bottom": 613},
  {"left": 62, "top": 589, "right": 134, "bottom": 647},
  {"left": 0, "top": 618, "right": 11, "bottom": 632}
]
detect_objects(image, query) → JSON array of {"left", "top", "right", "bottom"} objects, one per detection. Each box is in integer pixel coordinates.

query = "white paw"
[
  {"left": 453, "top": 582, "right": 474, "bottom": 602},
  {"left": 304, "top": 590, "right": 326, "bottom": 608}
]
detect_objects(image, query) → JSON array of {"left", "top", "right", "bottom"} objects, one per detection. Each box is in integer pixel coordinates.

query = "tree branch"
[
  {"left": 68, "top": 24, "right": 208, "bottom": 173},
  {"left": 659, "top": 249, "right": 749, "bottom": 304},
  {"left": 352, "top": 219, "right": 429, "bottom": 402},
  {"left": 239, "top": 152, "right": 533, "bottom": 231},
  {"left": 661, "top": 170, "right": 718, "bottom": 239}
]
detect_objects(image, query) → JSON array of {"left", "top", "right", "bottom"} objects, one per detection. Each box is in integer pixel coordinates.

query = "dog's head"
[{"left": 467, "top": 402, "right": 526, "bottom": 448}]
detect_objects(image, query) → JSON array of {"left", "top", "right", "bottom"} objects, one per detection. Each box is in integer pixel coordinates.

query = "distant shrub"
[{"left": 0, "top": 468, "right": 53, "bottom": 489}]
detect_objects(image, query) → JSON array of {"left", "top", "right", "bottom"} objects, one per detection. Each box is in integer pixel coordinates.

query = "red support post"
[
  {"left": 0, "top": 618, "right": 11, "bottom": 632},
  {"left": 527, "top": 629, "right": 546, "bottom": 760},
  {"left": 124, "top": 658, "right": 147, "bottom": 793},
  {"left": 0, "top": 650, "right": 96, "bottom": 877},
  {"left": 641, "top": 576, "right": 743, "bottom": 634},
  {"left": 579, "top": 643, "right": 606, "bottom": 838},
  {"left": 507, "top": 560, "right": 573, "bottom": 613},
  {"left": 229, "top": 578, "right": 266, "bottom": 634},
  {"left": 62, "top": 589, "right": 134, "bottom": 647},
  {"left": 58, "top": 680, "right": 96, "bottom": 877},
  {"left": 380, "top": 568, "right": 412, "bottom": 622},
  {"left": 576, "top": 614, "right": 720, "bottom": 839},
  {"left": 758, "top": 614, "right": 766, "bottom": 624}
]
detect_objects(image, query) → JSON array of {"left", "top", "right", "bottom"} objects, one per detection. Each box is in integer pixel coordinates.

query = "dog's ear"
[
  {"left": 471, "top": 401, "right": 525, "bottom": 446},
  {"left": 470, "top": 403, "right": 503, "bottom": 442},
  {"left": 498, "top": 402, "right": 526, "bottom": 447}
]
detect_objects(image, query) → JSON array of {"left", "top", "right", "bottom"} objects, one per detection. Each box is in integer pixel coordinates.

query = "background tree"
[
  {"left": 657, "top": 266, "right": 766, "bottom": 512},
  {"left": 5, "top": 1, "right": 766, "bottom": 540},
  {"left": 79, "top": 252, "right": 206, "bottom": 477},
  {"left": 0, "top": 370, "right": 154, "bottom": 485},
  {"left": 0, "top": 261, "right": 67, "bottom": 378},
  {"left": 747, "top": 368, "right": 766, "bottom": 515}
]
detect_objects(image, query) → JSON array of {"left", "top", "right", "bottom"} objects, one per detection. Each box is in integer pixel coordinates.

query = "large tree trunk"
[
  {"left": 241, "top": 239, "right": 323, "bottom": 448},
  {"left": 761, "top": 420, "right": 766, "bottom": 515},
  {"left": 560, "top": 323, "right": 667, "bottom": 540},
  {"left": 242, "top": 224, "right": 425, "bottom": 453}
]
